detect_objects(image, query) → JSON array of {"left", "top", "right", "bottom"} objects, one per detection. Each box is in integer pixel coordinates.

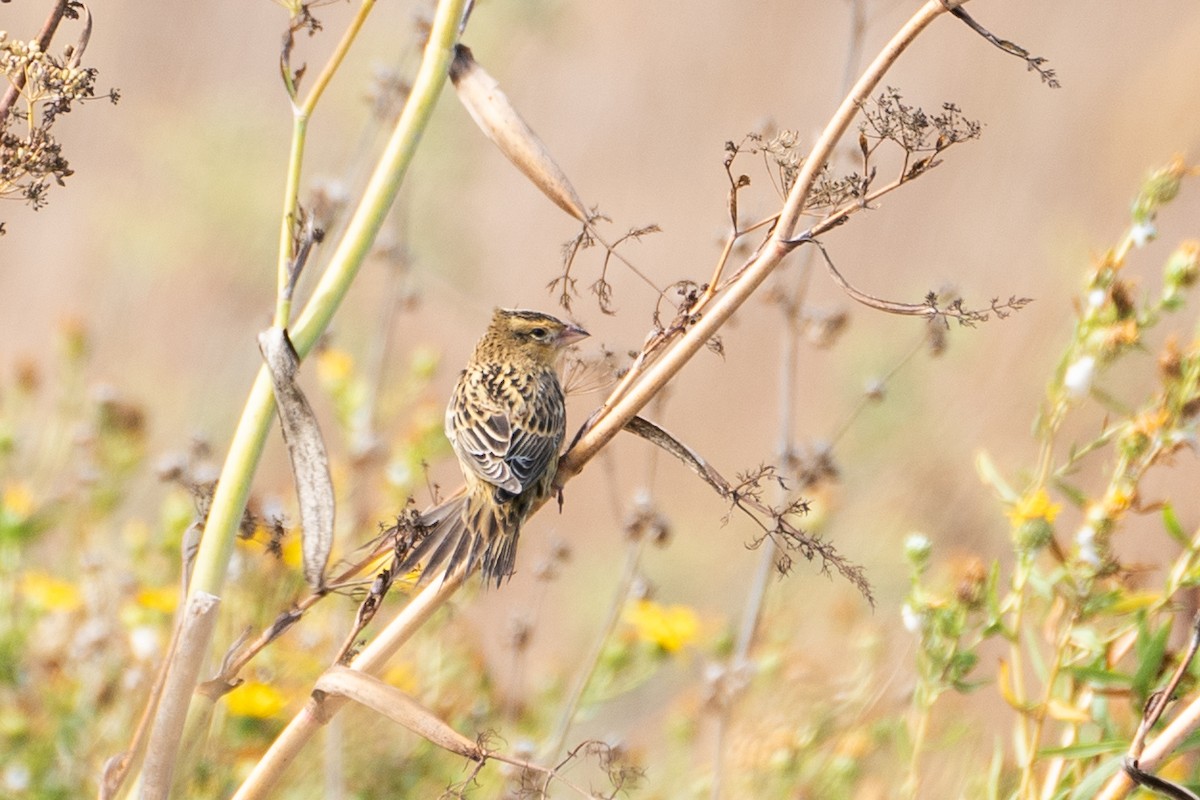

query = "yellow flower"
[
  {"left": 1103, "top": 483, "right": 1135, "bottom": 517},
  {"left": 1131, "top": 408, "right": 1170, "bottom": 439},
  {"left": 280, "top": 531, "right": 303, "bottom": 569},
  {"left": 1006, "top": 488, "right": 1061, "bottom": 526},
  {"left": 2, "top": 482, "right": 35, "bottom": 518},
  {"left": 136, "top": 585, "right": 179, "bottom": 615},
  {"left": 383, "top": 662, "right": 419, "bottom": 695},
  {"left": 316, "top": 346, "right": 355, "bottom": 386},
  {"left": 624, "top": 599, "right": 700, "bottom": 653},
  {"left": 226, "top": 681, "right": 287, "bottom": 719},
  {"left": 19, "top": 571, "right": 82, "bottom": 612}
]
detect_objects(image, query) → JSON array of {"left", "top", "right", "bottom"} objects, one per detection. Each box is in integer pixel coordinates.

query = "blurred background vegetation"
[{"left": 4, "top": 1, "right": 1200, "bottom": 797}]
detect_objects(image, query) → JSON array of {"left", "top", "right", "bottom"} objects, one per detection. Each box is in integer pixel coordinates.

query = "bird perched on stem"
[{"left": 399, "top": 308, "right": 588, "bottom": 587}]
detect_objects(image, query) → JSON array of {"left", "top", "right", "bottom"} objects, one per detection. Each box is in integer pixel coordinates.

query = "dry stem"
[{"left": 558, "top": 1, "right": 958, "bottom": 481}]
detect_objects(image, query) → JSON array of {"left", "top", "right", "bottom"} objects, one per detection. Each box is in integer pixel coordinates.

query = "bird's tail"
[{"left": 395, "top": 492, "right": 520, "bottom": 587}]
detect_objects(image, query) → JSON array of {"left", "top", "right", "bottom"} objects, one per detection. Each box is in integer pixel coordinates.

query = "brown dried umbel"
[{"left": 0, "top": 4, "right": 118, "bottom": 225}]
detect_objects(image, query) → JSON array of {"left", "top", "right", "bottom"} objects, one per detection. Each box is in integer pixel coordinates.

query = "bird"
[{"left": 398, "top": 308, "right": 588, "bottom": 587}]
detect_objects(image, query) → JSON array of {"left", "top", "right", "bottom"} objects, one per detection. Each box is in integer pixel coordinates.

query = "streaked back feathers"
[{"left": 398, "top": 308, "right": 588, "bottom": 587}]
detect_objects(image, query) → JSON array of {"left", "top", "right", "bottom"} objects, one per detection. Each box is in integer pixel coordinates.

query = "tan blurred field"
[{"left": 4, "top": 1, "right": 1200, "bottom": 797}]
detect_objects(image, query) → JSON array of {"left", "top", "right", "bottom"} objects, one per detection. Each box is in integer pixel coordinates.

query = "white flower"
[
  {"left": 1130, "top": 221, "right": 1156, "bottom": 248},
  {"left": 901, "top": 602, "right": 924, "bottom": 633},
  {"left": 1087, "top": 289, "right": 1106, "bottom": 309},
  {"left": 1077, "top": 524, "right": 1101, "bottom": 567},
  {"left": 1063, "top": 355, "right": 1096, "bottom": 398},
  {"left": 386, "top": 459, "right": 413, "bottom": 488},
  {"left": 903, "top": 533, "right": 932, "bottom": 562},
  {"left": 129, "top": 625, "right": 161, "bottom": 660},
  {"left": 3, "top": 763, "right": 31, "bottom": 792}
]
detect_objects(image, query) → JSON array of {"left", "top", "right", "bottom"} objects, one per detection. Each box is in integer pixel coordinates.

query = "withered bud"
[{"left": 1159, "top": 335, "right": 1182, "bottom": 379}]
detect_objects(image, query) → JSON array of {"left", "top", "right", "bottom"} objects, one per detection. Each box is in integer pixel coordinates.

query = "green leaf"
[
  {"left": 1066, "top": 665, "right": 1132, "bottom": 688},
  {"left": 1131, "top": 615, "right": 1171, "bottom": 705},
  {"left": 975, "top": 449, "right": 1017, "bottom": 503},
  {"left": 1053, "top": 479, "right": 1088, "bottom": 509},
  {"left": 1067, "top": 755, "right": 1123, "bottom": 800},
  {"left": 1038, "top": 739, "right": 1126, "bottom": 759},
  {"left": 1024, "top": 624, "right": 1049, "bottom": 685},
  {"left": 1164, "top": 502, "right": 1189, "bottom": 546}
]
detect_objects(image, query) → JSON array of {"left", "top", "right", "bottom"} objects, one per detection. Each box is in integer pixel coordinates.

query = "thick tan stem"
[
  {"left": 560, "top": 0, "right": 953, "bottom": 478},
  {"left": 139, "top": 593, "right": 220, "bottom": 800}
]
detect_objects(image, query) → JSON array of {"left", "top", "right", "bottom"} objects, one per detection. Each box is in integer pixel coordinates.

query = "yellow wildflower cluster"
[
  {"left": 1007, "top": 488, "right": 1062, "bottom": 553},
  {"left": 2, "top": 481, "right": 35, "bottom": 518},
  {"left": 624, "top": 599, "right": 700, "bottom": 653},
  {"left": 1005, "top": 489, "right": 1061, "bottom": 527},
  {"left": 226, "top": 681, "right": 287, "bottom": 719},
  {"left": 19, "top": 571, "right": 82, "bottom": 612}
]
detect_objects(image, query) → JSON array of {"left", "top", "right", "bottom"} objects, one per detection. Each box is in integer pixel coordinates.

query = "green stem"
[
  {"left": 190, "top": 0, "right": 463, "bottom": 608},
  {"left": 186, "top": 371, "right": 275, "bottom": 597},
  {"left": 1006, "top": 553, "right": 1033, "bottom": 786},
  {"left": 276, "top": 0, "right": 378, "bottom": 325},
  {"left": 1019, "top": 614, "right": 1075, "bottom": 799},
  {"left": 903, "top": 701, "right": 931, "bottom": 800},
  {"left": 147, "top": 1, "right": 466, "bottom": 789}
]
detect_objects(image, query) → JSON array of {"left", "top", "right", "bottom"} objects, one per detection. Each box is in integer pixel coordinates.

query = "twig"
[
  {"left": 1133, "top": 613, "right": 1200, "bottom": 756},
  {"left": 826, "top": 332, "right": 926, "bottom": 447},
  {"left": 100, "top": 529, "right": 200, "bottom": 799},
  {"left": 275, "top": 0, "right": 379, "bottom": 327},
  {"left": 487, "top": 749, "right": 609, "bottom": 800},
  {"left": 541, "top": 537, "right": 646, "bottom": 761},
  {"left": 624, "top": 415, "right": 870, "bottom": 597},
  {"left": 947, "top": 3, "right": 1060, "bottom": 87},
  {"left": 1097, "top": 613, "right": 1200, "bottom": 799}
]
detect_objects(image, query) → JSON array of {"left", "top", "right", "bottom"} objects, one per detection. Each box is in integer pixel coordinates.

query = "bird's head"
[{"left": 488, "top": 308, "right": 589, "bottom": 363}]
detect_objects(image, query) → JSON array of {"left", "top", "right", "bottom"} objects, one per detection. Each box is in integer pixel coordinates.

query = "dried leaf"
[
  {"left": 623, "top": 415, "right": 731, "bottom": 498},
  {"left": 314, "top": 666, "right": 481, "bottom": 760},
  {"left": 450, "top": 45, "right": 588, "bottom": 221},
  {"left": 258, "top": 327, "right": 334, "bottom": 590}
]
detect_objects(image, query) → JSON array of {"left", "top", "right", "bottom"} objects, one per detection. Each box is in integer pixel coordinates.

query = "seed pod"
[
  {"left": 314, "top": 667, "right": 482, "bottom": 760},
  {"left": 259, "top": 327, "right": 334, "bottom": 590},
  {"left": 450, "top": 44, "right": 588, "bottom": 222}
]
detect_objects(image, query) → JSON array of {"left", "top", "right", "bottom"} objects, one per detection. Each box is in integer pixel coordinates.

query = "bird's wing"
[
  {"left": 448, "top": 372, "right": 564, "bottom": 497},
  {"left": 504, "top": 381, "right": 564, "bottom": 493}
]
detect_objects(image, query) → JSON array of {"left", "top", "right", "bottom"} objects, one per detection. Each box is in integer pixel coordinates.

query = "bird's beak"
[{"left": 557, "top": 323, "right": 589, "bottom": 347}]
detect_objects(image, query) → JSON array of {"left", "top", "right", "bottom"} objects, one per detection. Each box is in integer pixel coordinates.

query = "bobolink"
[{"left": 400, "top": 308, "right": 588, "bottom": 586}]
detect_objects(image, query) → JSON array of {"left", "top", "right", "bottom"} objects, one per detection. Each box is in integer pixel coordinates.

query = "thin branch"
[
  {"left": 231, "top": 568, "right": 468, "bottom": 800},
  {"left": 541, "top": 537, "right": 646, "bottom": 760},
  {"left": 98, "top": 584, "right": 187, "bottom": 799},
  {"left": 624, "top": 416, "right": 870, "bottom": 599},
  {"left": 826, "top": 332, "right": 925, "bottom": 447},
  {"left": 948, "top": 3, "right": 1060, "bottom": 87},
  {"left": 808, "top": 236, "right": 1031, "bottom": 323}
]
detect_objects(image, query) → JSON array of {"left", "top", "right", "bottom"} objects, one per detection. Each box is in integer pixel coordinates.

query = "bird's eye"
[{"left": 529, "top": 327, "right": 548, "bottom": 340}]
